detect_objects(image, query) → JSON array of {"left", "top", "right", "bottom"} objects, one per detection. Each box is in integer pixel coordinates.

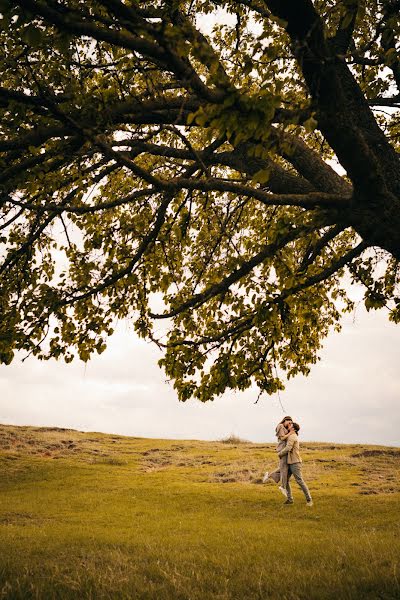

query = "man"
[
  {"left": 278, "top": 422, "right": 313, "bottom": 507},
  {"left": 263, "top": 416, "right": 293, "bottom": 497}
]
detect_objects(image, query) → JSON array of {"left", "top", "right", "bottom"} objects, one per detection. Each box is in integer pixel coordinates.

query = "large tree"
[{"left": 0, "top": 0, "right": 399, "bottom": 401}]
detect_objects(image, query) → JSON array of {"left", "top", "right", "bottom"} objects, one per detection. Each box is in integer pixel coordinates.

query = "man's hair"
[
  {"left": 292, "top": 422, "right": 300, "bottom": 433},
  {"left": 279, "top": 415, "right": 293, "bottom": 423}
]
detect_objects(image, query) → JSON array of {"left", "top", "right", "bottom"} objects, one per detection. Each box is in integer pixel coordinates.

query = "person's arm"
[
  {"left": 278, "top": 434, "right": 295, "bottom": 457},
  {"left": 276, "top": 424, "right": 288, "bottom": 441}
]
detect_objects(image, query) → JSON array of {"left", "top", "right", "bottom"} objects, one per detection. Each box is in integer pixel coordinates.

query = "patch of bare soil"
[
  {"left": 33, "top": 427, "right": 76, "bottom": 433},
  {"left": 0, "top": 425, "right": 111, "bottom": 462},
  {"left": 139, "top": 448, "right": 218, "bottom": 472},
  {"left": 0, "top": 512, "right": 35, "bottom": 525},
  {"left": 219, "top": 435, "right": 250, "bottom": 445},
  {"left": 139, "top": 445, "right": 337, "bottom": 484},
  {"left": 352, "top": 449, "right": 400, "bottom": 458},
  {"left": 211, "top": 468, "right": 261, "bottom": 484},
  {"left": 301, "top": 444, "right": 344, "bottom": 451}
]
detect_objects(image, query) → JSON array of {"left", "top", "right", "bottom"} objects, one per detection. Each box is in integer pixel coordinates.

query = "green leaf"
[
  {"left": 303, "top": 116, "right": 318, "bottom": 132},
  {"left": 340, "top": 11, "right": 355, "bottom": 29},
  {"left": 252, "top": 168, "right": 271, "bottom": 184},
  {"left": 22, "top": 25, "right": 43, "bottom": 47}
]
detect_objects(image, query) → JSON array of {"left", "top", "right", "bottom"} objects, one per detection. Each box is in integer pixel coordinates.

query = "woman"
[{"left": 262, "top": 416, "right": 293, "bottom": 497}]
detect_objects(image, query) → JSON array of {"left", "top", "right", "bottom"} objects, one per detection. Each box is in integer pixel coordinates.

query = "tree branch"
[
  {"left": 168, "top": 177, "right": 350, "bottom": 209},
  {"left": 150, "top": 222, "right": 317, "bottom": 319},
  {"left": 330, "top": 2, "right": 359, "bottom": 54},
  {"left": 159, "top": 239, "right": 368, "bottom": 347},
  {"left": 16, "top": 0, "right": 226, "bottom": 104},
  {"left": 60, "top": 193, "right": 173, "bottom": 305}
]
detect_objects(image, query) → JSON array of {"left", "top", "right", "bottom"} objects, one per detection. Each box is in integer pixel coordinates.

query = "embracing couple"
[{"left": 263, "top": 416, "right": 313, "bottom": 507}]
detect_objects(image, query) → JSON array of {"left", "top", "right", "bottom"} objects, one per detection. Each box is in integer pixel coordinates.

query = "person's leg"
[
  {"left": 278, "top": 456, "right": 288, "bottom": 497},
  {"left": 267, "top": 467, "right": 281, "bottom": 484},
  {"left": 280, "top": 456, "right": 288, "bottom": 488},
  {"left": 285, "top": 467, "right": 293, "bottom": 502},
  {"left": 290, "top": 463, "right": 312, "bottom": 502}
]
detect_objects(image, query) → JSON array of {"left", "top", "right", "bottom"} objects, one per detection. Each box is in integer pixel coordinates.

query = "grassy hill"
[{"left": 0, "top": 424, "right": 399, "bottom": 600}]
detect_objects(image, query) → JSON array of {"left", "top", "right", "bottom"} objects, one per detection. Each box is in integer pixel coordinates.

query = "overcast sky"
[
  {"left": 1, "top": 292, "right": 399, "bottom": 447},
  {"left": 1, "top": 11, "right": 398, "bottom": 449}
]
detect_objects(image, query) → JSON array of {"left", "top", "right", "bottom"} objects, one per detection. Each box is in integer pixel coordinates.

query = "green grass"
[{"left": 0, "top": 425, "right": 399, "bottom": 599}]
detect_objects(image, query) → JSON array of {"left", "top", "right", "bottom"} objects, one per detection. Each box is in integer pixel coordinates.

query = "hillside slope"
[{"left": 0, "top": 424, "right": 399, "bottom": 599}]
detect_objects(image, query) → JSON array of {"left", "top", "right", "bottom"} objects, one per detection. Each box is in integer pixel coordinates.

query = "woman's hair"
[
  {"left": 279, "top": 416, "right": 293, "bottom": 424},
  {"left": 292, "top": 422, "right": 300, "bottom": 433}
]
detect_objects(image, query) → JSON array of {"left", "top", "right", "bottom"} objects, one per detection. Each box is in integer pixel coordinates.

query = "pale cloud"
[{"left": 0, "top": 305, "right": 399, "bottom": 447}]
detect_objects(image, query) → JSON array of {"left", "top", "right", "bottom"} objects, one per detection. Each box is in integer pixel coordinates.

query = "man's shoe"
[
  {"left": 306, "top": 500, "right": 314, "bottom": 507},
  {"left": 262, "top": 471, "right": 269, "bottom": 483},
  {"left": 283, "top": 499, "right": 293, "bottom": 505},
  {"left": 279, "top": 486, "right": 287, "bottom": 498}
]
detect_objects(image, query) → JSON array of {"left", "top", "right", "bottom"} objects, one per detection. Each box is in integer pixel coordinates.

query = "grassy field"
[{"left": 0, "top": 424, "right": 399, "bottom": 600}]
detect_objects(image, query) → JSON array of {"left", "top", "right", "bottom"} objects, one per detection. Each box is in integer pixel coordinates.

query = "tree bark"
[{"left": 264, "top": 0, "right": 400, "bottom": 258}]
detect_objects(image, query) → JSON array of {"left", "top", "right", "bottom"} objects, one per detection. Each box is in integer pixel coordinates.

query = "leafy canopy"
[{"left": 0, "top": 0, "right": 399, "bottom": 401}]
